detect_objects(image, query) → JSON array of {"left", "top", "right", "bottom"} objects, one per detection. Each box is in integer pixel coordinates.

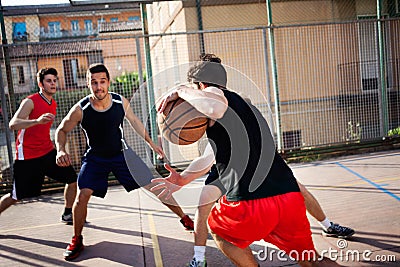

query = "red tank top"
[{"left": 15, "top": 93, "right": 56, "bottom": 160}]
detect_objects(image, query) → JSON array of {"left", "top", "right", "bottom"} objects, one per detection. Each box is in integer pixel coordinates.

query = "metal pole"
[
  {"left": 0, "top": 1, "right": 16, "bottom": 115},
  {"left": 262, "top": 28, "right": 275, "bottom": 136},
  {"left": 377, "top": 0, "right": 389, "bottom": 136},
  {"left": 0, "top": 1, "right": 14, "bottom": 179},
  {"left": 135, "top": 37, "right": 152, "bottom": 159},
  {"left": 0, "top": 53, "right": 13, "bottom": 180},
  {"left": 140, "top": 3, "right": 158, "bottom": 164},
  {"left": 195, "top": 0, "right": 205, "bottom": 54},
  {"left": 266, "top": 0, "right": 283, "bottom": 151}
]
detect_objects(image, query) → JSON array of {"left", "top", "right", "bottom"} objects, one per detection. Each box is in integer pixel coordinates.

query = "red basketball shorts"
[{"left": 208, "top": 192, "right": 316, "bottom": 260}]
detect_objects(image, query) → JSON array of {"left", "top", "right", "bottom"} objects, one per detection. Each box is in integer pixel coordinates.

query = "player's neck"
[
  {"left": 39, "top": 90, "right": 54, "bottom": 103},
  {"left": 90, "top": 93, "right": 111, "bottom": 110}
]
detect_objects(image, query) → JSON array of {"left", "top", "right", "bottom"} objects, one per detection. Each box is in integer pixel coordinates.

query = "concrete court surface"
[{"left": 0, "top": 150, "right": 399, "bottom": 266}]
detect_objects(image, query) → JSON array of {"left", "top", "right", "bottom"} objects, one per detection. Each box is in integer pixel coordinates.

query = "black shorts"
[{"left": 11, "top": 149, "right": 77, "bottom": 200}]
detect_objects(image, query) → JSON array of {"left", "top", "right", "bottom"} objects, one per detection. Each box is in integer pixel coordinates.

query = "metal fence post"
[
  {"left": 266, "top": 0, "right": 283, "bottom": 151},
  {"left": 141, "top": 3, "right": 158, "bottom": 165},
  {"left": 377, "top": 0, "right": 389, "bottom": 136},
  {"left": 135, "top": 36, "right": 152, "bottom": 160}
]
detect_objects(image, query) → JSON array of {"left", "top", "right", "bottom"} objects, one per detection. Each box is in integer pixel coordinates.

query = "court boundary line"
[{"left": 335, "top": 162, "right": 400, "bottom": 202}]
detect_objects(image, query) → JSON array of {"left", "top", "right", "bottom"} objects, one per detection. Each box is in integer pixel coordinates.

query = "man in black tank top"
[
  {"left": 152, "top": 55, "right": 341, "bottom": 266},
  {"left": 55, "top": 63, "right": 194, "bottom": 261}
]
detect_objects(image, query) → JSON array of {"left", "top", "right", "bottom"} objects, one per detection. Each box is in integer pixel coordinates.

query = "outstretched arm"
[
  {"left": 151, "top": 142, "right": 215, "bottom": 199},
  {"left": 55, "top": 104, "right": 82, "bottom": 167},
  {"left": 123, "top": 96, "right": 164, "bottom": 159}
]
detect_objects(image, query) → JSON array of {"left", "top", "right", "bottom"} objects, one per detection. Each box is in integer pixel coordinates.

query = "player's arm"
[
  {"left": 158, "top": 85, "right": 228, "bottom": 120},
  {"left": 122, "top": 96, "right": 164, "bottom": 159},
  {"left": 180, "top": 142, "right": 215, "bottom": 182},
  {"left": 9, "top": 98, "right": 55, "bottom": 131},
  {"left": 151, "top": 142, "right": 214, "bottom": 198},
  {"left": 178, "top": 85, "right": 228, "bottom": 119},
  {"left": 55, "top": 104, "right": 82, "bottom": 166}
]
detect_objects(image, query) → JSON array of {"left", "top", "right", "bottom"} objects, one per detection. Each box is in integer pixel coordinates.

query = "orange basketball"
[{"left": 157, "top": 98, "right": 208, "bottom": 145}]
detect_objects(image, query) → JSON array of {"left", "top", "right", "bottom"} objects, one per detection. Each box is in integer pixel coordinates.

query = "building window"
[
  {"left": 63, "top": 59, "right": 79, "bottom": 88},
  {"left": 84, "top": 20, "right": 93, "bottom": 35},
  {"left": 111, "top": 17, "right": 118, "bottom": 22},
  {"left": 97, "top": 18, "right": 105, "bottom": 30},
  {"left": 283, "top": 130, "right": 302, "bottom": 149},
  {"left": 128, "top": 16, "right": 140, "bottom": 21},
  {"left": 48, "top": 21, "right": 61, "bottom": 38},
  {"left": 12, "top": 22, "right": 27, "bottom": 42},
  {"left": 12, "top": 66, "right": 25, "bottom": 85},
  {"left": 71, "top": 20, "right": 79, "bottom": 34}
]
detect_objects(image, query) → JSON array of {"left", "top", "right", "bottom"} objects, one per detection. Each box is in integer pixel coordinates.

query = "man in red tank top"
[{"left": 0, "top": 67, "right": 77, "bottom": 224}]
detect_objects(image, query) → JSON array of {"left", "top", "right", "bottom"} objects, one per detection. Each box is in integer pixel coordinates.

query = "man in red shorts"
[
  {"left": 153, "top": 54, "right": 340, "bottom": 266},
  {"left": 0, "top": 67, "right": 77, "bottom": 223}
]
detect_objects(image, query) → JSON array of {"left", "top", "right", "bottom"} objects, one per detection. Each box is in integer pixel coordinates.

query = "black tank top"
[
  {"left": 79, "top": 92, "right": 127, "bottom": 157},
  {"left": 206, "top": 89, "right": 299, "bottom": 201}
]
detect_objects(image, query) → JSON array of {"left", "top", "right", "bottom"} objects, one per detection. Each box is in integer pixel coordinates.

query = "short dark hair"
[
  {"left": 87, "top": 63, "right": 110, "bottom": 81},
  {"left": 187, "top": 53, "right": 227, "bottom": 88},
  {"left": 37, "top": 67, "right": 58, "bottom": 84}
]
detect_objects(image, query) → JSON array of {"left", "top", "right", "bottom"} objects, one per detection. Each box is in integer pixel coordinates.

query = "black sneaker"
[
  {"left": 64, "top": 235, "right": 84, "bottom": 261},
  {"left": 61, "top": 213, "right": 73, "bottom": 224},
  {"left": 323, "top": 222, "right": 355, "bottom": 238},
  {"left": 188, "top": 257, "right": 207, "bottom": 267}
]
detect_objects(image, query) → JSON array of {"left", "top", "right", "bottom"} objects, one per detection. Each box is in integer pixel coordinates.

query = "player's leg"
[
  {"left": 72, "top": 188, "right": 92, "bottom": 237},
  {"left": 190, "top": 184, "right": 221, "bottom": 266},
  {"left": 211, "top": 232, "right": 258, "bottom": 267},
  {"left": 121, "top": 147, "right": 194, "bottom": 230},
  {"left": 0, "top": 158, "right": 43, "bottom": 215},
  {"left": 0, "top": 193, "right": 17, "bottom": 214},
  {"left": 44, "top": 149, "right": 78, "bottom": 223},
  {"left": 64, "top": 187, "right": 92, "bottom": 261},
  {"left": 298, "top": 181, "right": 326, "bottom": 221},
  {"left": 298, "top": 181, "right": 354, "bottom": 238},
  {"left": 64, "top": 155, "right": 108, "bottom": 261},
  {"left": 61, "top": 182, "right": 77, "bottom": 223}
]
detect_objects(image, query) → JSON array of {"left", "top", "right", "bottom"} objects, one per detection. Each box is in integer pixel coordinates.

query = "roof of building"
[
  {"left": 2, "top": 3, "right": 139, "bottom": 16},
  {"left": 0, "top": 40, "right": 101, "bottom": 59}
]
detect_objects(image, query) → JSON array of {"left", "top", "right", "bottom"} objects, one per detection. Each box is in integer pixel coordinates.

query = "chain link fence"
[{"left": 0, "top": 1, "right": 399, "bottom": 188}]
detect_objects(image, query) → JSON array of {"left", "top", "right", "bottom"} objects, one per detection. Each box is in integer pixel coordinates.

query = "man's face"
[
  {"left": 88, "top": 72, "right": 110, "bottom": 100},
  {"left": 40, "top": 74, "right": 58, "bottom": 96}
]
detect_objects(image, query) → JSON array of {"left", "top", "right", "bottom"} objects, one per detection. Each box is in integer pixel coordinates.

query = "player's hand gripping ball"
[{"left": 158, "top": 98, "right": 208, "bottom": 145}]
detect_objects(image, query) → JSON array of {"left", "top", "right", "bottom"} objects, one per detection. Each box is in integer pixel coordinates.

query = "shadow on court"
[{"left": 0, "top": 150, "right": 399, "bottom": 266}]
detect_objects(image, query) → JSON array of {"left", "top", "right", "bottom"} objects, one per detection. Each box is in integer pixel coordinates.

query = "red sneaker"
[
  {"left": 64, "top": 235, "right": 84, "bottom": 261},
  {"left": 180, "top": 215, "right": 194, "bottom": 231}
]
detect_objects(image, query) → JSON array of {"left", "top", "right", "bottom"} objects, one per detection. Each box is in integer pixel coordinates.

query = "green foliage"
[
  {"left": 53, "top": 89, "right": 90, "bottom": 119},
  {"left": 388, "top": 127, "right": 400, "bottom": 137},
  {"left": 110, "top": 71, "right": 146, "bottom": 99},
  {"left": 346, "top": 121, "right": 362, "bottom": 142}
]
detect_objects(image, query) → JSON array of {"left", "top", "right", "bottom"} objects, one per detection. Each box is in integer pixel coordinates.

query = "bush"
[
  {"left": 110, "top": 71, "right": 146, "bottom": 99},
  {"left": 388, "top": 127, "right": 400, "bottom": 137}
]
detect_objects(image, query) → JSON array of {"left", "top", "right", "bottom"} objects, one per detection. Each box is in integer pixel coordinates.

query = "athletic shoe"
[
  {"left": 323, "top": 222, "right": 355, "bottom": 238},
  {"left": 180, "top": 215, "right": 194, "bottom": 231},
  {"left": 64, "top": 235, "right": 84, "bottom": 261},
  {"left": 61, "top": 213, "right": 73, "bottom": 224},
  {"left": 188, "top": 257, "right": 207, "bottom": 267}
]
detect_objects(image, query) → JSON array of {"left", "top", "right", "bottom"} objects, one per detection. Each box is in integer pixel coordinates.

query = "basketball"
[{"left": 158, "top": 98, "right": 208, "bottom": 145}]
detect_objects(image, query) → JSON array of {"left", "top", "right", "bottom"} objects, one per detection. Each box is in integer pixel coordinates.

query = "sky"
[{"left": 2, "top": 0, "right": 70, "bottom": 6}]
